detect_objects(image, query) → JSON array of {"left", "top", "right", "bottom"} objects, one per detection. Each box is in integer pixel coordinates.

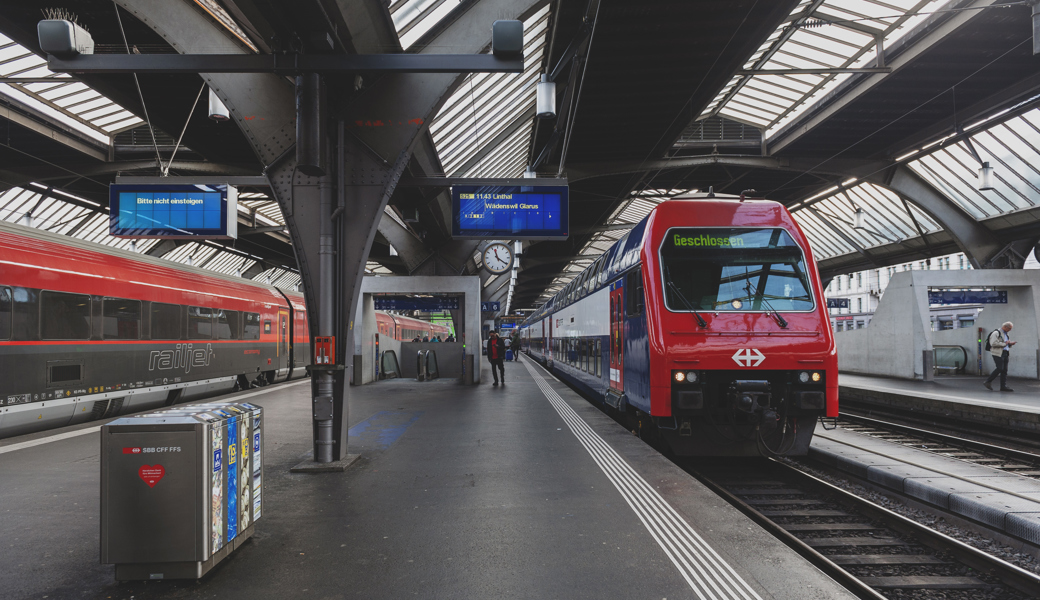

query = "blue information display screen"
[
  {"left": 452, "top": 184, "right": 568, "bottom": 240},
  {"left": 109, "top": 183, "right": 238, "bottom": 239}
]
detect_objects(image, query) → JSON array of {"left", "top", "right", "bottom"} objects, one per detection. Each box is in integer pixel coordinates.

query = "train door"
[
  {"left": 548, "top": 317, "right": 554, "bottom": 364},
  {"left": 610, "top": 284, "right": 624, "bottom": 391},
  {"left": 278, "top": 310, "right": 289, "bottom": 370}
]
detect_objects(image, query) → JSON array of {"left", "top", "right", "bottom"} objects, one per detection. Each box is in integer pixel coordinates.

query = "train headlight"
[
  {"left": 798, "top": 371, "right": 810, "bottom": 383},
  {"left": 686, "top": 371, "right": 698, "bottom": 383},
  {"left": 674, "top": 371, "right": 685, "bottom": 382},
  {"left": 812, "top": 372, "right": 822, "bottom": 382}
]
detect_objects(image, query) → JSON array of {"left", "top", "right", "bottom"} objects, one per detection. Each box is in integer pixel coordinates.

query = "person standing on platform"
[
  {"left": 984, "top": 321, "right": 1016, "bottom": 392},
  {"left": 487, "top": 331, "right": 506, "bottom": 386}
]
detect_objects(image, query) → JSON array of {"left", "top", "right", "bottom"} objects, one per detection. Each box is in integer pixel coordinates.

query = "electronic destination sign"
[
  {"left": 109, "top": 183, "right": 238, "bottom": 239},
  {"left": 451, "top": 182, "right": 568, "bottom": 240}
]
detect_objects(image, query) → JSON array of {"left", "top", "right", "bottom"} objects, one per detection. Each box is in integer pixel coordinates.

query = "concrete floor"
[{"left": 1, "top": 358, "right": 855, "bottom": 600}]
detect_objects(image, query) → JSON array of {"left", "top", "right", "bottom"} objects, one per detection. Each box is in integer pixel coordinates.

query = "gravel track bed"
[{"left": 780, "top": 457, "right": 1040, "bottom": 576}]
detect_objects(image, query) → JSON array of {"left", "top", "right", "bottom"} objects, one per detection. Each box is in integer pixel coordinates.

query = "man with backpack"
[{"left": 984, "top": 321, "right": 1017, "bottom": 392}]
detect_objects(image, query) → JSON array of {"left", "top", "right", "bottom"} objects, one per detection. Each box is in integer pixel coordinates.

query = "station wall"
[{"left": 837, "top": 271, "right": 1040, "bottom": 380}]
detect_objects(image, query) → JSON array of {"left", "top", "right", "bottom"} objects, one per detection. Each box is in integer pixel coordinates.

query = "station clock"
[{"left": 482, "top": 242, "right": 514, "bottom": 274}]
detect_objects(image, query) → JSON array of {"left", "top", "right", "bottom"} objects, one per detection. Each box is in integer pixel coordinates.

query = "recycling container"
[{"left": 100, "top": 401, "right": 263, "bottom": 580}]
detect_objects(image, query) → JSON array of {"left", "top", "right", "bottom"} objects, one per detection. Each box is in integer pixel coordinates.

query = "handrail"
[
  {"left": 933, "top": 344, "right": 968, "bottom": 375},
  {"left": 416, "top": 350, "right": 427, "bottom": 381},
  {"left": 425, "top": 350, "right": 439, "bottom": 380},
  {"left": 380, "top": 350, "right": 400, "bottom": 379}
]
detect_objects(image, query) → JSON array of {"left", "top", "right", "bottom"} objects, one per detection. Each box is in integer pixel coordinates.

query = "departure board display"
[
  {"left": 451, "top": 184, "right": 568, "bottom": 240},
  {"left": 109, "top": 183, "right": 238, "bottom": 239}
]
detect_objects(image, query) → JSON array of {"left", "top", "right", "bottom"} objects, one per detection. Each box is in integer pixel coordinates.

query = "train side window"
[
  {"left": 215, "top": 310, "right": 239, "bottom": 340},
  {"left": 243, "top": 312, "right": 261, "bottom": 340},
  {"left": 595, "top": 340, "right": 602, "bottom": 377},
  {"left": 188, "top": 306, "right": 214, "bottom": 339},
  {"left": 40, "top": 291, "right": 91, "bottom": 340},
  {"left": 151, "top": 303, "right": 182, "bottom": 340},
  {"left": 626, "top": 268, "right": 644, "bottom": 317},
  {"left": 0, "top": 286, "right": 10, "bottom": 340},
  {"left": 102, "top": 297, "right": 141, "bottom": 340}
]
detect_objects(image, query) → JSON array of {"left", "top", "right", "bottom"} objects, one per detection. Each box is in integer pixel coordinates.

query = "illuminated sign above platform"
[
  {"left": 452, "top": 182, "right": 568, "bottom": 240},
  {"left": 109, "top": 183, "right": 238, "bottom": 239}
]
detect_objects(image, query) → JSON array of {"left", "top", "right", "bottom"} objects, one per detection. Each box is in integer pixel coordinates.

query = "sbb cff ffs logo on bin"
[{"left": 100, "top": 402, "right": 263, "bottom": 581}]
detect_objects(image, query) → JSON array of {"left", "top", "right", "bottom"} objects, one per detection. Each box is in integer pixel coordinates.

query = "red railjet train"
[
  {"left": 375, "top": 311, "right": 451, "bottom": 341},
  {"left": 521, "top": 197, "right": 838, "bottom": 457},
  {"left": 0, "top": 220, "right": 309, "bottom": 439}
]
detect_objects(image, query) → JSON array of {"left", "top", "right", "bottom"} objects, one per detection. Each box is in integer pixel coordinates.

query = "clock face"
[{"left": 483, "top": 243, "right": 513, "bottom": 274}]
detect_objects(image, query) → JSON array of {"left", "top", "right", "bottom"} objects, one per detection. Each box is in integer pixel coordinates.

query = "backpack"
[{"left": 985, "top": 329, "right": 1000, "bottom": 351}]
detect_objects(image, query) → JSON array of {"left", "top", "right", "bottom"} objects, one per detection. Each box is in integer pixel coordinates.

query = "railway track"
[
  {"left": 836, "top": 413, "right": 1040, "bottom": 479},
  {"left": 686, "top": 458, "right": 1040, "bottom": 600},
  {"left": 839, "top": 400, "right": 1040, "bottom": 455}
]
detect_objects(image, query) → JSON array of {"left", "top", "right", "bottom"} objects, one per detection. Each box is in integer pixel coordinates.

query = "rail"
[{"left": 933, "top": 344, "right": 967, "bottom": 375}]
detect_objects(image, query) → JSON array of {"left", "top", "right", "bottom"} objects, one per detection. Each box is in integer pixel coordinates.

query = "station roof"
[{"left": 0, "top": 0, "right": 1036, "bottom": 310}]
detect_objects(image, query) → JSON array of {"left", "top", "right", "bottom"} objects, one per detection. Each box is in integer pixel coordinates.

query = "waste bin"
[{"left": 100, "top": 401, "right": 263, "bottom": 581}]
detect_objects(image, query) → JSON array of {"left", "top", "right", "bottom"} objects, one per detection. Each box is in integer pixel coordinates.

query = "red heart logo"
[{"left": 139, "top": 465, "right": 165, "bottom": 488}]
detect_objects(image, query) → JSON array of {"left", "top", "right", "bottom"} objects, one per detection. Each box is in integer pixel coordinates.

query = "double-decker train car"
[
  {"left": 521, "top": 196, "right": 837, "bottom": 456},
  {"left": 375, "top": 311, "right": 452, "bottom": 341},
  {"left": 0, "top": 220, "right": 310, "bottom": 439}
]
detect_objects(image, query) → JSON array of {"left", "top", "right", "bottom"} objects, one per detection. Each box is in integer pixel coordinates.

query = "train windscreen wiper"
[
  {"left": 744, "top": 276, "right": 788, "bottom": 328},
  {"left": 665, "top": 267, "right": 707, "bottom": 328}
]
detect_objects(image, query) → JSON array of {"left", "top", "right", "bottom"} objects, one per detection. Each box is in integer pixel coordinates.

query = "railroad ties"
[{"left": 692, "top": 463, "right": 1003, "bottom": 595}]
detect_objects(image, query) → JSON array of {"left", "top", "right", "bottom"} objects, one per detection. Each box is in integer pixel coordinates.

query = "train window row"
[
  {"left": 552, "top": 338, "right": 602, "bottom": 377},
  {"left": 0, "top": 287, "right": 262, "bottom": 342}
]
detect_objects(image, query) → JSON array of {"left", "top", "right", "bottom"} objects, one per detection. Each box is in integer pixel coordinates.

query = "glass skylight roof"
[
  {"left": 701, "top": 0, "right": 947, "bottom": 138},
  {"left": 908, "top": 108, "right": 1040, "bottom": 219},
  {"left": 791, "top": 182, "right": 941, "bottom": 260},
  {"left": 389, "top": 0, "right": 464, "bottom": 50},
  {"left": 428, "top": 6, "right": 550, "bottom": 178},
  {"left": 0, "top": 33, "right": 143, "bottom": 144}
]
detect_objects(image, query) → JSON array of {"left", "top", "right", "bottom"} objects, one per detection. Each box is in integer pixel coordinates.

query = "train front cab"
[{"left": 641, "top": 204, "right": 838, "bottom": 457}]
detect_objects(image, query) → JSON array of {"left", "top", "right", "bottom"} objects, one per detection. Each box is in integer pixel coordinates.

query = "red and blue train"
[
  {"left": 520, "top": 196, "right": 838, "bottom": 456},
  {"left": 0, "top": 219, "right": 309, "bottom": 439}
]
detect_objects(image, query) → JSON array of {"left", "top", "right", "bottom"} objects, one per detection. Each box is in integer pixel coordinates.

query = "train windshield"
[{"left": 661, "top": 228, "right": 814, "bottom": 312}]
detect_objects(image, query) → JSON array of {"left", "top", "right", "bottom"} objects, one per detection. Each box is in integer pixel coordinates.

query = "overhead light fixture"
[
  {"left": 19, "top": 213, "right": 32, "bottom": 228},
  {"left": 536, "top": 74, "right": 556, "bottom": 118},
  {"left": 978, "top": 161, "right": 994, "bottom": 191},
  {"left": 854, "top": 207, "right": 865, "bottom": 229},
  {"left": 524, "top": 167, "right": 537, "bottom": 179},
  {"left": 38, "top": 19, "right": 94, "bottom": 57},
  {"left": 208, "top": 88, "right": 230, "bottom": 121}
]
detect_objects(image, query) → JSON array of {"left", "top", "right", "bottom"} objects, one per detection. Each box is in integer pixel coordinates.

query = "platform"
[
  {"left": 812, "top": 426, "right": 1040, "bottom": 547},
  {"left": 840, "top": 373, "right": 1040, "bottom": 436},
  {"left": 0, "top": 357, "right": 856, "bottom": 600}
]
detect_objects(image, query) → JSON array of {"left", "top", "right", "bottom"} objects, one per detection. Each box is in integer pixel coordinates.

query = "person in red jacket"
[{"left": 486, "top": 331, "right": 506, "bottom": 386}]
